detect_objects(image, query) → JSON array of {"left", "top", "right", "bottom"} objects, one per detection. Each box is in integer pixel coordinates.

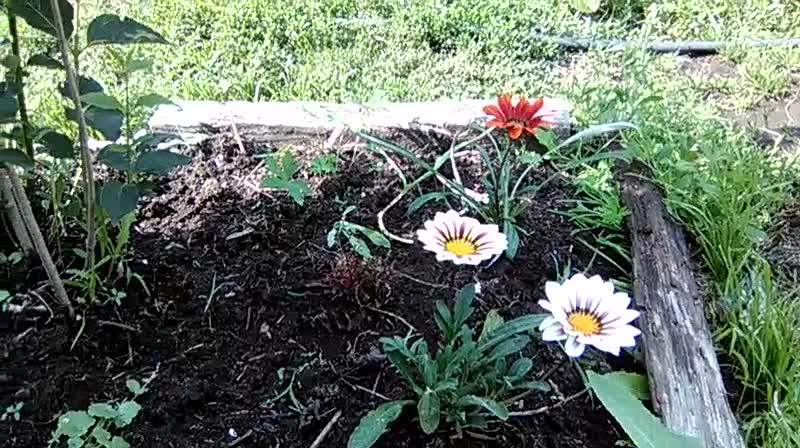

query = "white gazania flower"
[
  {"left": 464, "top": 188, "right": 490, "bottom": 205},
  {"left": 416, "top": 210, "right": 508, "bottom": 265},
  {"left": 538, "top": 273, "right": 641, "bottom": 358}
]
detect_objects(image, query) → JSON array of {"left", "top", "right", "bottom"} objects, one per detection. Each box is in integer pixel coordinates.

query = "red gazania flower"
[{"left": 483, "top": 95, "right": 553, "bottom": 139}]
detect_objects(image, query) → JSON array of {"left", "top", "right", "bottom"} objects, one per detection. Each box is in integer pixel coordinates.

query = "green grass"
[
  {"left": 82, "top": 0, "right": 800, "bottom": 105},
  {"left": 721, "top": 264, "right": 800, "bottom": 448}
]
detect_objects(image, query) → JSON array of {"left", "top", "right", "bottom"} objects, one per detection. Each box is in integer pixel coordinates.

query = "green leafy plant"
[
  {"left": 1, "top": 401, "right": 22, "bottom": 421},
  {"left": 586, "top": 371, "right": 703, "bottom": 448},
  {"left": 360, "top": 121, "right": 633, "bottom": 257},
  {"left": 327, "top": 205, "right": 390, "bottom": 259},
  {"left": 261, "top": 150, "right": 312, "bottom": 206},
  {"left": 50, "top": 379, "right": 149, "bottom": 448},
  {"left": 309, "top": 153, "right": 338, "bottom": 175},
  {"left": 348, "top": 284, "right": 549, "bottom": 447}
]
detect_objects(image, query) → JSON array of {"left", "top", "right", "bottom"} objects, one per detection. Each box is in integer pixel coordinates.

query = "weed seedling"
[
  {"left": 260, "top": 150, "right": 312, "bottom": 206},
  {"left": 50, "top": 378, "right": 150, "bottom": 448},
  {"left": 327, "top": 205, "right": 390, "bottom": 259},
  {"left": 1, "top": 402, "right": 23, "bottom": 421},
  {"left": 309, "top": 153, "right": 338, "bottom": 175}
]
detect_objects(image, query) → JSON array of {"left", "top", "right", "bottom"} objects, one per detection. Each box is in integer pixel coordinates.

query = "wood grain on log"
[
  {"left": 148, "top": 99, "right": 571, "bottom": 145},
  {"left": 621, "top": 171, "right": 745, "bottom": 448}
]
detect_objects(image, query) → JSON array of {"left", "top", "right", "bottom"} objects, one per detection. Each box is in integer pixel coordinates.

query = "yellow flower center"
[
  {"left": 567, "top": 311, "right": 601, "bottom": 336},
  {"left": 444, "top": 238, "right": 477, "bottom": 256}
]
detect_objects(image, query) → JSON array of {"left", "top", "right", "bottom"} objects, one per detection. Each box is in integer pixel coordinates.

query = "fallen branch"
[{"left": 620, "top": 168, "right": 745, "bottom": 448}]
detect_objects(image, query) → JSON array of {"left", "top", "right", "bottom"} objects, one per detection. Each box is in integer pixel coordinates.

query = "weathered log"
[
  {"left": 148, "top": 98, "right": 571, "bottom": 145},
  {"left": 620, "top": 171, "right": 745, "bottom": 448}
]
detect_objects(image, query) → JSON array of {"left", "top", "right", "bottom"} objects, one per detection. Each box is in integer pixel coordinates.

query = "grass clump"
[
  {"left": 721, "top": 264, "right": 800, "bottom": 448},
  {"left": 551, "top": 45, "right": 799, "bottom": 447}
]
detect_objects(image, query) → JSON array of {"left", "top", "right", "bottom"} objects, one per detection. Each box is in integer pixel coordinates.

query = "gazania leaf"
[
  {"left": 347, "top": 401, "right": 412, "bottom": 448},
  {"left": 507, "top": 357, "right": 534, "bottom": 380},
  {"left": 456, "top": 395, "right": 509, "bottom": 421},
  {"left": 504, "top": 222, "right": 520, "bottom": 259},
  {"left": 477, "top": 314, "right": 548, "bottom": 352},
  {"left": 384, "top": 351, "right": 421, "bottom": 395},
  {"left": 478, "top": 310, "right": 504, "bottom": 343},
  {"left": 418, "top": 390, "right": 441, "bottom": 434},
  {"left": 452, "top": 284, "right": 475, "bottom": 329},
  {"left": 486, "top": 335, "right": 530, "bottom": 363},
  {"left": 434, "top": 300, "right": 453, "bottom": 335}
]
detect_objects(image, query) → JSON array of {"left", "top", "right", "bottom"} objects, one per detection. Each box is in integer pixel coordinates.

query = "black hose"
[{"left": 532, "top": 34, "right": 800, "bottom": 56}]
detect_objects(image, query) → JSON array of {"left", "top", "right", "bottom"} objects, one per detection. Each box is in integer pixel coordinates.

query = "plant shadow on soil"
[{"left": 2, "top": 133, "right": 631, "bottom": 447}]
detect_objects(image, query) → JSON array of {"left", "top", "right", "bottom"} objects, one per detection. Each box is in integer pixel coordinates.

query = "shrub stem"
[
  {"left": 49, "top": 0, "right": 97, "bottom": 277},
  {"left": 0, "top": 169, "right": 33, "bottom": 252},
  {"left": 3, "top": 166, "right": 74, "bottom": 318}
]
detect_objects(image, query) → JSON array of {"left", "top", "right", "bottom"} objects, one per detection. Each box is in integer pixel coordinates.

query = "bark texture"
[
  {"left": 1, "top": 169, "right": 33, "bottom": 252},
  {"left": 621, "top": 171, "right": 745, "bottom": 448}
]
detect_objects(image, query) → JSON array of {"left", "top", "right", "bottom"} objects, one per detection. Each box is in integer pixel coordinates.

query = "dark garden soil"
[{"left": 2, "top": 133, "right": 633, "bottom": 448}]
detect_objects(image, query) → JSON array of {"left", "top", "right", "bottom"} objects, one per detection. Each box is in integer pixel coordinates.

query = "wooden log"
[
  {"left": 620, "top": 170, "right": 745, "bottom": 448},
  {"left": 148, "top": 98, "right": 571, "bottom": 145}
]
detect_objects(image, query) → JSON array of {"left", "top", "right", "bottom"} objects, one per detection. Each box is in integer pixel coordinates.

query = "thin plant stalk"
[
  {"left": 49, "top": 0, "right": 97, "bottom": 285},
  {"left": 7, "top": 13, "right": 34, "bottom": 160},
  {"left": 72, "top": 0, "right": 81, "bottom": 75},
  {"left": 4, "top": 165, "right": 74, "bottom": 317}
]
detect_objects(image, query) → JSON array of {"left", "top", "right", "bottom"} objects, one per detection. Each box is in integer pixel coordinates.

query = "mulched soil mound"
[{"left": 1, "top": 132, "right": 631, "bottom": 448}]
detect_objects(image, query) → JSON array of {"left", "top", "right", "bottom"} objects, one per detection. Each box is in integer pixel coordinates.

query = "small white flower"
[
  {"left": 538, "top": 273, "right": 641, "bottom": 358},
  {"left": 464, "top": 188, "right": 490, "bottom": 205},
  {"left": 416, "top": 210, "right": 507, "bottom": 265},
  {"left": 474, "top": 281, "right": 482, "bottom": 294}
]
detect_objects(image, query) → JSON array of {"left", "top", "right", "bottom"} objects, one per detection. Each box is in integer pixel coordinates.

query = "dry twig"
[{"left": 308, "top": 410, "right": 342, "bottom": 448}]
